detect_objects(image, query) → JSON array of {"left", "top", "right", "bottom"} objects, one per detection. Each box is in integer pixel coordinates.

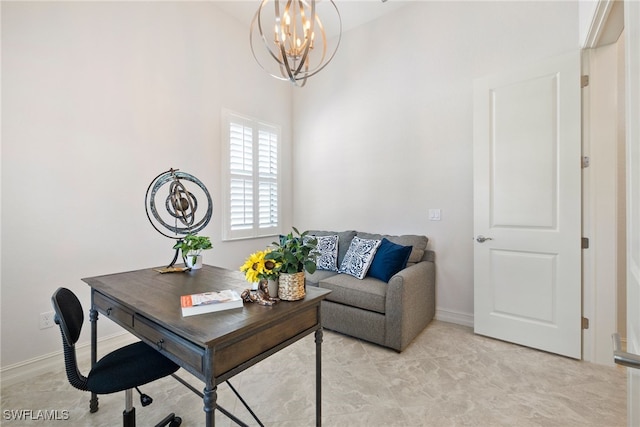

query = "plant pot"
[
  {"left": 267, "top": 278, "right": 278, "bottom": 298},
  {"left": 185, "top": 254, "right": 203, "bottom": 270},
  {"left": 278, "top": 272, "right": 305, "bottom": 301}
]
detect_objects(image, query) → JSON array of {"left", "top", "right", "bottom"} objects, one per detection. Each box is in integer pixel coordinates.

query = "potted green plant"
[
  {"left": 265, "top": 227, "right": 317, "bottom": 300},
  {"left": 173, "top": 234, "right": 212, "bottom": 270}
]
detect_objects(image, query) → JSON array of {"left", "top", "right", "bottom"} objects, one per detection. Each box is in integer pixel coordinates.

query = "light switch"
[{"left": 428, "top": 209, "right": 441, "bottom": 221}]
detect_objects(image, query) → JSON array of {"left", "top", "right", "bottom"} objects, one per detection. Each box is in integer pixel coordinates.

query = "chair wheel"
[{"left": 169, "top": 417, "right": 182, "bottom": 427}]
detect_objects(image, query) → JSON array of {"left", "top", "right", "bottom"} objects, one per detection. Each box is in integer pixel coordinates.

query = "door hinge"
[
  {"left": 582, "top": 317, "right": 590, "bottom": 330},
  {"left": 582, "top": 156, "right": 590, "bottom": 168},
  {"left": 581, "top": 75, "right": 590, "bottom": 88},
  {"left": 582, "top": 237, "right": 589, "bottom": 249}
]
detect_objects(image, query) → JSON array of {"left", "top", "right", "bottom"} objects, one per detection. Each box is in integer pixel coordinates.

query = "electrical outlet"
[
  {"left": 428, "top": 209, "right": 441, "bottom": 221},
  {"left": 39, "top": 311, "right": 56, "bottom": 329}
]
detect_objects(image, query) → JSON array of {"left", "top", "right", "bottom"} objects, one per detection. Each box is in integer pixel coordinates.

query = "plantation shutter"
[
  {"left": 223, "top": 110, "right": 280, "bottom": 240},
  {"left": 258, "top": 128, "right": 278, "bottom": 230},
  {"left": 229, "top": 121, "right": 254, "bottom": 231}
]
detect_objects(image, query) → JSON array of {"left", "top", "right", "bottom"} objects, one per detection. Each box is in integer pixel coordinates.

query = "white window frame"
[{"left": 221, "top": 109, "right": 281, "bottom": 240}]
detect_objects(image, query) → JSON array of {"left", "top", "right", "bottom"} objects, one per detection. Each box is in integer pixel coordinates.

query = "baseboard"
[
  {"left": 0, "top": 332, "right": 137, "bottom": 388},
  {"left": 435, "top": 308, "right": 474, "bottom": 328}
]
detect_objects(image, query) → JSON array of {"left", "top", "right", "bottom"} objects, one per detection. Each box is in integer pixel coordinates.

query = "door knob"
[
  {"left": 612, "top": 333, "right": 640, "bottom": 369},
  {"left": 476, "top": 235, "right": 493, "bottom": 243}
]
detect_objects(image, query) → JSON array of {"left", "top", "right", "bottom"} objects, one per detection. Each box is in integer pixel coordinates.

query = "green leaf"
[{"left": 304, "top": 260, "right": 317, "bottom": 274}]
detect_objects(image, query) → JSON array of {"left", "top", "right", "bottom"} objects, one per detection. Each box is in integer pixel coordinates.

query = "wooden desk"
[{"left": 82, "top": 265, "right": 331, "bottom": 426}]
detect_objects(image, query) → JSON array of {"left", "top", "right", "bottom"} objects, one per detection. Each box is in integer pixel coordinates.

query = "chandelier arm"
[
  {"left": 292, "top": 0, "right": 314, "bottom": 77},
  {"left": 252, "top": 1, "right": 287, "bottom": 67},
  {"left": 280, "top": 0, "right": 298, "bottom": 81},
  {"left": 280, "top": 43, "right": 295, "bottom": 82},
  {"left": 317, "top": 14, "right": 328, "bottom": 63},
  {"left": 292, "top": 1, "right": 341, "bottom": 81}
]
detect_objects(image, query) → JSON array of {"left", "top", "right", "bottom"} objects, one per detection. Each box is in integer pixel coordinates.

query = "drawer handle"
[
  {"left": 156, "top": 339, "right": 165, "bottom": 351},
  {"left": 106, "top": 307, "right": 112, "bottom": 316}
]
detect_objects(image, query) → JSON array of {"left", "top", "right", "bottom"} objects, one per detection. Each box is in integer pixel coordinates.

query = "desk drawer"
[
  {"left": 215, "top": 305, "right": 319, "bottom": 378},
  {"left": 134, "top": 315, "right": 204, "bottom": 375},
  {"left": 93, "top": 292, "right": 133, "bottom": 328}
]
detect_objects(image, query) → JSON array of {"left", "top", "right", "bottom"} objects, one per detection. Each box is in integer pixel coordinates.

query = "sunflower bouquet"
[{"left": 240, "top": 249, "right": 280, "bottom": 283}]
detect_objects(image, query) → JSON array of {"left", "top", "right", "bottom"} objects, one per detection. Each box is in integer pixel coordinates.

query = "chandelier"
[{"left": 250, "top": 0, "right": 342, "bottom": 87}]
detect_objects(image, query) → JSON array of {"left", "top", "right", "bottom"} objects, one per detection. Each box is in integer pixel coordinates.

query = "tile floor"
[{"left": 1, "top": 321, "right": 627, "bottom": 426}]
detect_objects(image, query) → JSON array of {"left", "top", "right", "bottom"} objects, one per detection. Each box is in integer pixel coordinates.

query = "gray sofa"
[{"left": 305, "top": 230, "right": 435, "bottom": 352}]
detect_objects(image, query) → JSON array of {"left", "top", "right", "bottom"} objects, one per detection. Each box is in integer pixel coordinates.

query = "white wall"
[
  {"left": 1, "top": 1, "right": 292, "bottom": 367},
  {"left": 291, "top": 1, "right": 580, "bottom": 323}
]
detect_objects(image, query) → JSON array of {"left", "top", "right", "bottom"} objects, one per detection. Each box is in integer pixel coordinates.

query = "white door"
[
  {"left": 473, "top": 51, "right": 582, "bottom": 359},
  {"left": 624, "top": 1, "right": 640, "bottom": 424}
]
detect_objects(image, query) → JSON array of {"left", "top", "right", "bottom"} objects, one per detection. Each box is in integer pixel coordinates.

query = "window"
[{"left": 222, "top": 110, "right": 280, "bottom": 240}]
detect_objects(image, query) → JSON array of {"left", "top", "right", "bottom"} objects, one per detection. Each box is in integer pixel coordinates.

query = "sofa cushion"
[
  {"left": 310, "top": 234, "right": 339, "bottom": 271},
  {"left": 305, "top": 269, "right": 338, "bottom": 286},
  {"left": 356, "top": 232, "right": 428, "bottom": 265},
  {"left": 320, "top": 274, "right": 387, "bottom": 314},
  {"left": 338, "top": 236, "right": 382, "bottom": 279},
  {"left": 367, "top": 238, "right": 412, "bottom": 282},
  {"left": 308, "top": 230, "right": 356, "bottom": 265}
]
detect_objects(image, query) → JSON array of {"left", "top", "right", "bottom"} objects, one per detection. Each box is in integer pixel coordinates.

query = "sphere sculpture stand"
[
  {"left": 168, "top": 243, "right": 182, "bottom": 269},
  {"left": 145, "top": 168, "right": 212, "bottom": 268}
]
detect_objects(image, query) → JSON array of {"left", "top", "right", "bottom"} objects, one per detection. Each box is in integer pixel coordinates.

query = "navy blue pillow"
[{"left": 367, "top": 238, "right": 412, "bottom": 282}]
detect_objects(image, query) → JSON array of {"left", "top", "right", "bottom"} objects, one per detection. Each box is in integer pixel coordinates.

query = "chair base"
[
  {"left": 123, "top": 407, "right": 135, "bottom": 427},
  {"left": 122, "top": 407, "right": 181, "bottom": 427},
  {"left": 155, "top": 413, "right": 182, "bottom": 427}
]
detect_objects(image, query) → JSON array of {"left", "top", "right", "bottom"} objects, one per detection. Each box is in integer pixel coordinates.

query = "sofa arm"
[{"left": 384, "top": 260, "right": 436, "bottom": 351}]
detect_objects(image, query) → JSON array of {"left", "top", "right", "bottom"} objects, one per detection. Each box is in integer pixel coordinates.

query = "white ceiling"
[{"left": 214, "top": 0, "right": 410, "bottom": 38}]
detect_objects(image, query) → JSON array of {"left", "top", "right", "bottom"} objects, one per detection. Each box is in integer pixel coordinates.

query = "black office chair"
[{"left": 51, "top": 287, "right": 182, "bottom": 427}]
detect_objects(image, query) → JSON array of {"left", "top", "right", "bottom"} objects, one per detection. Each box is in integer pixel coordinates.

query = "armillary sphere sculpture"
[{"left": 145, "top": 168, "right": 212, "bottom": 267}]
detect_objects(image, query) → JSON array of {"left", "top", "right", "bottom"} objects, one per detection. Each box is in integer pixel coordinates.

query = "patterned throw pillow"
[
  {"left": 311, "top": 235, "right": 339, "bottom": 271},
  {"left": 338, "top": 236, "right": 382, "bottom": 279}
]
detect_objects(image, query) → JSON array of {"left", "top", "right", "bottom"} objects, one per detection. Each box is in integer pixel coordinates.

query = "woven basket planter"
[{"left": 278, "top": 272, "right": 306, "bottom": 301}]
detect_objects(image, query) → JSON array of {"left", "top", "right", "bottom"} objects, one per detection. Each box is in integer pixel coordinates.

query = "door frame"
[
  {"left": 623, "top": 1, "right": 640, "bottom": 424},
  {"left": 581, "top": 0, "right": 626, "bottom": 366}
]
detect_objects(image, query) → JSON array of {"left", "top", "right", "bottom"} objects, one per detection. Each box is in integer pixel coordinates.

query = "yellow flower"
[
  {"left": 240, "top": 249, "right": 281, "bottom": 282},
  {"left": 240, "top": 251, "right": 262, "bottom": 273}
]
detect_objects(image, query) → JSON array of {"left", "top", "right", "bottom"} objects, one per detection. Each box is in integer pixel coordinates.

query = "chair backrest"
[{"left": 51, "top": 287, "right": 88, "bottom": 391}]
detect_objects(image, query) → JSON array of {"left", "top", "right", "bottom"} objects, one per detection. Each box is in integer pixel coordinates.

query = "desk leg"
[
  {"left": 203, "top": 385, "right": 217, "bottom": 427},
  {"left": 315, "top": 327, "right": 323, "bottom": 427},
  {"left": 89, "top": 307, "right": 99, "bottom": 413}
]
